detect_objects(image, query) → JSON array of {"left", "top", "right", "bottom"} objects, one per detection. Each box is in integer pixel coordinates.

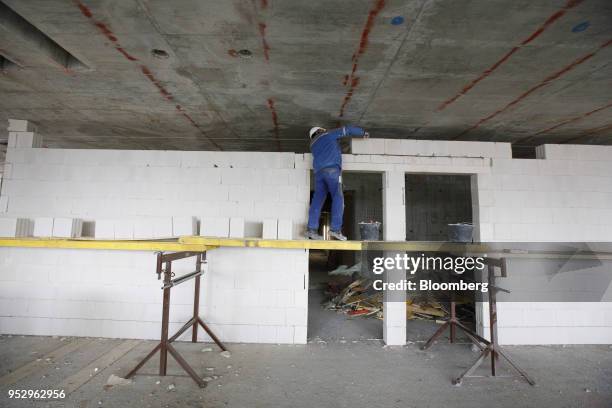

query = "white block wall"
[
  {"left": 0, "top": 138, "right": 310, "bottom": 344},
  {"left": 0, "top": 247, "right": 308, "bottom": 344},
  {"left": 382, "top": 171, "right": 407, "bottom": 345},
  {"left": 2, "top": 149, "right": 308, "bottom": 224},
  {"left": 1, "top": 125, "right": 611, "bottom": 345},
  {"left": 0, "top": 217, "right": 33, "bottom": 237},
  {"left": 474, "top": 144, "right": 612, "bottom": 344},
  {"left": 348, "top": 139, "right": 612, "bottom": 345}
]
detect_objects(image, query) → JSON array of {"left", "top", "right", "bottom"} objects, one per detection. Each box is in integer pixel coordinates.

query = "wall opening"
[
  {"left": 511, "top": 144, "right": 537, "bottom": 159},
  {"left": 404, "top": 173, "right": 477, "bottom": 340},
  {"left": 307, "top": 171, "right": 383, "bottom": 342},
  {"left": 405, "top": 174, "right": 472, "bottom": 241}
]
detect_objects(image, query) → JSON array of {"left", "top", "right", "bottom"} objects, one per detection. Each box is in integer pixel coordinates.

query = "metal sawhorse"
[{"left": 125, "top": 251, "right": 227, "bottom": 388}]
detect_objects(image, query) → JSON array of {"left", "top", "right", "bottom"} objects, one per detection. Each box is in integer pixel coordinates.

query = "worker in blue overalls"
[{"left": 306, "top": 125, "right": 369, "bottom": 240}]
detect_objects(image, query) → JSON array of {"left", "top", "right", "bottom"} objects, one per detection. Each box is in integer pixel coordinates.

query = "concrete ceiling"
[{"left": 0, "top": 0, "right": 610, "bottom": 153}]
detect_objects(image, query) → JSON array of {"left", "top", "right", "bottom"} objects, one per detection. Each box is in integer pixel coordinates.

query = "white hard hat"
[{"left": 309, "top": 126, "right": 325, "bottom": 139}]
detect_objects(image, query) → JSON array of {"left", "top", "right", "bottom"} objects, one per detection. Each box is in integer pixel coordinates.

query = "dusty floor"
[
  {"left": 308, "top": 288, "right": 383, "bottom": 341},
  {"left": 307, "top": 288, "right": 477, "bottom": 343},
  {"left": 1, "top": 333, "right": 610, "bottom": 408},
  {"left": 307, "top": 250, "right": 384, "bottom": 342}
]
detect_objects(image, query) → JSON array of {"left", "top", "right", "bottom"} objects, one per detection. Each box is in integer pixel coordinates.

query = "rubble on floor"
[
  {"left": 324, "top": 278, "right": 383, "bottom": 318},
  {"left": 323, "top": 264, "right": 474, "bottom": 322},
  {"left": 105, "top": 374, "right": 133, "bottom": 387}
]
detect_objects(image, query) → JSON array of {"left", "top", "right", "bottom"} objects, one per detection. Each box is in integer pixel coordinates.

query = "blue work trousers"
[{"left": 307, "top": 167, "right": 344, "bottom": 232}]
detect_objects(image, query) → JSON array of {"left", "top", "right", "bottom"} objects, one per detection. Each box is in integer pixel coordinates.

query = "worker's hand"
[{"left": 364, "top": 132, "right": 370, "bottom": 139}]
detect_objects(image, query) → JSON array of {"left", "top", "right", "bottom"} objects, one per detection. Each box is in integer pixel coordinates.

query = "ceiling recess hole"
[
  {"left": 151, "top": 49, "right": 169, "bottom": 59},
  {"left": 237, "top": 49, "right": 252, "bottom": 58}
]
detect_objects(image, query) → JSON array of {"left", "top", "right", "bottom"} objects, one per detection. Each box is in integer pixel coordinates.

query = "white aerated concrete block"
[
  {"left": 262, "top": 219, "right": 278, "bottom": 239},
  {"left": 538, "top": 144, "right": 612, "bottom": 161},
  {"left": 352, "top": 138, "right": 385, "bottom": 155},
  {"left": 132, "top": 218, "right": 173, "bottom": 239},
  {"left": 200, "top": 216, "right": 229, "bottom": 237},
  {"left": 52, "top": 218, "right": 82, "bottom": 238},
  {"left": 0, "top": 196, "right": 8, "bottom": 213},
  {"left": 33, "top": 217, "right": 54, "bottom": 237},
  {"left": 94, "top": 220, "right": 115, "bottom": 239},
  {"left": 172, "top": 216, "right": 197, "bottom": 236},
  {"left": 133, "top": 219, "right": 154, "bottom": 239},
  {"left": 229, "top": 217, "right": 245, "bottom": 238},
  {"left": 277, "top": 219, "right": 293, "bottom": 239},
  {"left": 1, "top": 218, "right": 18, "bottom": 237},
  {"left": 153, "top": 218, "right": 173, "bottom": 238},
  {"left": 0, "top": 217, "right": 33, "bottom": 237},
  {"left": 353, "top": 138, "right": 511, "bottom": 159},
  {"left": 384, "top": 325, "right": 406, "bottom": 346},
  {"left": 8, "top": 119, "right": 36, "bottom": 133},
  {"left": 8, "top": 132, "right": 43, "bottom": 149},
  {"left": 114, "top": 220, "right": 134, "bottom": 239}
]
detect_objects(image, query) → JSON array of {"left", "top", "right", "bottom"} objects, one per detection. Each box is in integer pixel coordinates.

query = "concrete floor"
[
  {"left": 1, "top": 334, "right": 611, "bottom": 408},
  {"left": 307, "top": 249, "right": 383, "bottom": 342},
  {"left": 306, "top": 250, "right": 476, "bottom": 343},
  {"left": 308, "top": 288, "right": 383, "bottom": 342},
  {"left": 307, "top": 288, "right": 477, "bottom": 344}
]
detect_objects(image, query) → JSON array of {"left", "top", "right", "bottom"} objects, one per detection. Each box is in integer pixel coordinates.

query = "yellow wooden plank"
[
  {"left": 0, "top": 236, "right": 494, "bottom": 253},
  {"left": 0, "top": 237, "right": 209, "bottom": 252},
  {"left": 1, "top": 236, "right": 485, "bottom": 252},
  {"left": 2, "top": 237, "right": 606, "bottom": 259},
  {"left": 178, "top": 236, "right": 490, "bottom": 252},
  {"left": 179, "top": 236, "right": 363, "bottom": 251}
]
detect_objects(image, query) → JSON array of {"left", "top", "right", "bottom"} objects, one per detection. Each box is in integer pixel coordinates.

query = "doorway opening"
[
  {"left": 307, "top": 171, "right": 383, "bottom": 342},
  {"left": 404, "top": 173, "right": 476, "bottom": 341}
]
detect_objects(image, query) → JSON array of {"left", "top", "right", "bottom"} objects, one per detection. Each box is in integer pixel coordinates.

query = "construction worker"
[{"left": 305, "top": 125, "right": 369, "bottom": 240}]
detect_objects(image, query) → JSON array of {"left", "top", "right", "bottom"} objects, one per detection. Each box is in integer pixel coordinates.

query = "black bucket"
[
  {"left": 448, "top": 223, "right": 473, "bottom": 243},
  {"left": 359, "top": 221, "right": 381, "bottom": 241}
]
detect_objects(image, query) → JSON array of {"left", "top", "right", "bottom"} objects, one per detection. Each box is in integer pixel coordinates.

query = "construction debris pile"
[
  {"left": 323, "top": 263, "right": 474, "bottom": 322},
  {"left": 325, "top": 278, "right": 384, "bottom": 318}
]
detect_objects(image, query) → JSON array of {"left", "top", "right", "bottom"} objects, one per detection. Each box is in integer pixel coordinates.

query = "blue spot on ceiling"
[
  {"left": 572, "top": 21, "right": 590, "bottom": 33},
  {"left": 391, "top": 16, "right": 405, "bottom": 25}
]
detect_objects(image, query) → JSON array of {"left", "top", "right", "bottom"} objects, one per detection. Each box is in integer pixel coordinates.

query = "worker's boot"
[
  {"left": 329, "top": 230, "right": 347, "bottom": 241},
  {"left": 305, "top": 229, "right": 323, "bottom": 240}
]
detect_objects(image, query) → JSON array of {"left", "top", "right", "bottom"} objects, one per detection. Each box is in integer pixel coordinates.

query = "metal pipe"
[
  {"left": 162, "top": 270, "right": 202, "bottom": 289},
  {"left": 192, "top": 253, "right": 202, "bottom": 342},
  {"left": 159, "top": 251, "right": 204, "bottom": 263},
  {"left": 159, "top": 261, "right": 171, "bottom": 375}
]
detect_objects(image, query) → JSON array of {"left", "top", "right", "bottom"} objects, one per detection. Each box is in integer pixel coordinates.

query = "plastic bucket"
[
  {"left": 359, "top": 221, "right": 381, "bottom": 241},
  {"left": 447, "top": 223, "right": 473, "bottom": 243}
]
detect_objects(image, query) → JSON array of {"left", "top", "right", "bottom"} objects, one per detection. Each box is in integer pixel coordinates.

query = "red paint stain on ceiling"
[
  {"left": 454, "top": 38, "right": 612, "bottom": 140},
  {"left": 437, "top": 0, "right": 585, "bottom": 111},
  {"left": 339, "top": 0, "right": 385, "bottom": 117},
  {"left": 562, "top": 122, "right": 612, "bottom": 143},
  {"left": 258, "top": 23, "right": 271, "bottom": 61},
  {"left": 535, "top": 102, "right": 612, "bottom": 135},
  {"left": 267, "top": 98, "right": 282, "bottom": 151},
  {"left": 74, "top": 0, "right": 221, "bottom": 150}
]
